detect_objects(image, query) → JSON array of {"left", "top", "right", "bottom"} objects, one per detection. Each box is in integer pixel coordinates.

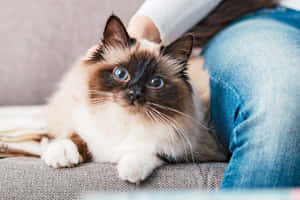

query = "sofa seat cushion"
[{"left": 0, "top": 157, "right": 226, "bottom": 200}]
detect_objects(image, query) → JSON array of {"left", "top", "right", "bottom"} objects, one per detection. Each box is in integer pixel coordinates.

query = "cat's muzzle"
[{"left": 125, "top": 88, "right": 145, "bottom": 105}]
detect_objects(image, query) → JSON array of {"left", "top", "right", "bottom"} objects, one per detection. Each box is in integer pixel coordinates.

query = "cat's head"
[{"left": 83, "top": 15, "right": 195, "bottom": 121}]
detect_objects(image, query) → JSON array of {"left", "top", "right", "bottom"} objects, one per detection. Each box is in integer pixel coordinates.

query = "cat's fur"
[{"left": 41, "top": 15, "right": 228, "bottom": 183}]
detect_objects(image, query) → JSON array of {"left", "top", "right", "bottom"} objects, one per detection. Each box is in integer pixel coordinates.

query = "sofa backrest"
[{"left": 0, "top": 0, "right": 143, "bottom": 105}]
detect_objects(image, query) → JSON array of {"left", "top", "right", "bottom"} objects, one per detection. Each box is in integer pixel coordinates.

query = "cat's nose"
[{"left": 126, "top": 89, "right": 144, "bottom": 104}]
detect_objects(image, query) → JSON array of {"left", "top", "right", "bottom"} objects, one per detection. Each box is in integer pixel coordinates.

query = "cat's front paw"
[
  {"left": 117, "top": 154, "right": 163, "bottom": 184},
  {"left": 42, "top": 139, "right": 83, "bottom": 168}
]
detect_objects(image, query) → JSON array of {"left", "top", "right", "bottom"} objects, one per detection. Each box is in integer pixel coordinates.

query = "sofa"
[{"left": 0, "top": 1, "right": 227, "bottom": 199}]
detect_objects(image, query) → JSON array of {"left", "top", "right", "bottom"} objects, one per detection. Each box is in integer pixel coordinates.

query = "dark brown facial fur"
[
  {"left": 87, "top": 15, "right": 194, "bottom": 119},
  {"left": 88, "top": 50, "right": 193, "bottom": 118}
]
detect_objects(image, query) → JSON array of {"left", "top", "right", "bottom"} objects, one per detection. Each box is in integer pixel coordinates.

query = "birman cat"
[{"left": 41, "top": 15, "right": 228, "bottom": 183}]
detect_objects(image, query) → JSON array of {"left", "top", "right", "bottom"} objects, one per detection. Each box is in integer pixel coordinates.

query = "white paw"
[
  {"left": 41, "top": 139, "right": 83, "bottom": 168},
  {"left": 117, "top": 154, "right": 162, "bottom": 184}
]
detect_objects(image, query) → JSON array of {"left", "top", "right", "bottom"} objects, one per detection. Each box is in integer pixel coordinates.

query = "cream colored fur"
[{"left": 42, "top": 40, "right": 227, "bottom": 183}]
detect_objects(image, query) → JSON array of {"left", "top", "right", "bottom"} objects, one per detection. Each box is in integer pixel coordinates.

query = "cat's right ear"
[
  {"left": 86, "top": 15, "right": 135, "bottom": 62},
  {"left": 102, "top": 15, "right": 135, "bottom": 47}
]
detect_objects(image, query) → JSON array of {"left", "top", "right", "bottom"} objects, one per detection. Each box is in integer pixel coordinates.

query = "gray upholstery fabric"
[
  {"left": 0, "top": 0, "right": 142, "bottom": 105},
  {"left": 0, "top": 158, "right": 226, "bottom": 200}
]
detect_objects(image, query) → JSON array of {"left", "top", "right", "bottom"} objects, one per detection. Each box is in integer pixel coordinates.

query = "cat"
[{"left": 41, "top": 15, "right": 228, "bottom": 183}]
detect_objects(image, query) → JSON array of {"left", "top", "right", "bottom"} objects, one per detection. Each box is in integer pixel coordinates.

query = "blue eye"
[
  {"left": 113, "top": 67, "right": 129, "bottom": 81},
  {"left": 149, "top": 77, "right": 164, "bottom": 89}
]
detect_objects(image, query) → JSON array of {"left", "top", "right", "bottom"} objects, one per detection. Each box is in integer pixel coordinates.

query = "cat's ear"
[
  {"left": 85, "top": 15, "right": 134, "bottom": 62},
  {"left": 161, "top": 34, "right": 194, "bottom": 64},
  {"left": 102, "top": 15, "right": 134, "bottom": 47}
]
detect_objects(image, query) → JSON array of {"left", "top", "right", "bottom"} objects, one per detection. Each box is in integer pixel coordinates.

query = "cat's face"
[{"left": 84, "top": 15, "right": 194, "bottom": 120}]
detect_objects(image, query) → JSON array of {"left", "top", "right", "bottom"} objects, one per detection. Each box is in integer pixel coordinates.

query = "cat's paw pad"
[
  {"left": 42, "top": 139, "right": 82, "bottom": 168},
  {"left": 117, "top": 155, "right": 155, "bottom": 184}
]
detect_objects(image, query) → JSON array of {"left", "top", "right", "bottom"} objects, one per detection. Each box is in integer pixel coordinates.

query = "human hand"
[{"left": 128, "top": 16, "right": 161, "bottom": 43}]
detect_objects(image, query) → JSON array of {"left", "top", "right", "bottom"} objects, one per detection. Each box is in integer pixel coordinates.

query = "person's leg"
[{"left": 202, "top": 7, "right": 300, "bottom": 188}]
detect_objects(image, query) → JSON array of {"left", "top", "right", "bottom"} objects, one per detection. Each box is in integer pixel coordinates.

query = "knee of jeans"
[
  {"left": 202, "top": 17, "right": 300, "bottom": 83},
  {"left": 232, "top": 84, "right": 300, "bottom": 161}
]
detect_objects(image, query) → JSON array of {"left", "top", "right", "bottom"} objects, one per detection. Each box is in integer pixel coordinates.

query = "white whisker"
[
  {"left": 147, "top": 102, "right": 211, "bottom": 131},
  {"left": 149, "top": 106, "right": 195, "bottom": 162},
  {"left": 147, "top": 107, "right": 178, "bottom": 162}
]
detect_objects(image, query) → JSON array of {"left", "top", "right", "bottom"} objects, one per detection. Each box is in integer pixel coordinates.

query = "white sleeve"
[{"left": 130, "top": 0, "right": 224, "bottom": 45}]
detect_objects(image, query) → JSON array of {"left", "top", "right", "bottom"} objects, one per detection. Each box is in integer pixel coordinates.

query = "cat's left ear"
[
  {"left": 102, "top": 15, "right": 135, "bottom": 47},
  {"left": 161, "top": 34, "right": 194, "bottom": 64}
]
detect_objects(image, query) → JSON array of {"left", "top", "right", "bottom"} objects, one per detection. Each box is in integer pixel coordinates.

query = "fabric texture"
[
  {"left": 202, "top": 6, "right": 300, "bottom": 188},
  {"left": 281, "top": 0, "right": 300, "bottom": 10},
  {"left": 0, "top": 106, "right": 47, "bottom": 157},
  {"left": 131, "top": 0, "right": 223, "bottom": 45},
  {"left": 83, "top": 190, "right": 294, "bottom": 200},
  {"left": 130, "top": 0, "right": 299, "bottom": 46},
  {"left": 0, "top": 158, "right": 226, "bottom": 200}
]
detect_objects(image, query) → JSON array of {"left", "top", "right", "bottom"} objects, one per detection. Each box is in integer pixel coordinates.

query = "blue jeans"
[{"left": 202, "top": 6, "right": 300, "bottom": 188}]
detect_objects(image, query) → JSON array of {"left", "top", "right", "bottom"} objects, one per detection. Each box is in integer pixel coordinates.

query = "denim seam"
[{"left": 209, "top": 74, "right": 245, "bottom": 146}]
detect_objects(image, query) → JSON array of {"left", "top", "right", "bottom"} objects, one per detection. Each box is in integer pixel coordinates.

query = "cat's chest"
[{"left": 72, "top": 103, "right": 165, "bottom": 162}]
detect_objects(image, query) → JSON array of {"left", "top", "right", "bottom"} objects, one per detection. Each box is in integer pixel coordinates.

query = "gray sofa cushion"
[{"left": 0, "top": 158, "right": 226, "bottom": 200}]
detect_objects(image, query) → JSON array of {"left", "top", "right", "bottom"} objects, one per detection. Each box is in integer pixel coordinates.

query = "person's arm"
[{"left": 128, "top": 0, "right": 223, "bottom": 45}]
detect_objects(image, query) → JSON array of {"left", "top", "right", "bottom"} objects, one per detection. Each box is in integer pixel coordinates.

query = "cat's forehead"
[
  {"left": 101, "top": 40, "right": 184, "bottom": 77},
  {"left": 102, "top": 39, "right": 160, "bottom": 63},
  {"left": 122, "top": 51, "right": 160, "bottom": 75}
]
